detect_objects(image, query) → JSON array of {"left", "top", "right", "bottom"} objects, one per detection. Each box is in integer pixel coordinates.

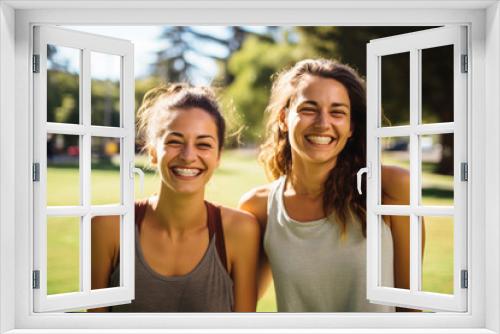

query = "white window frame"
[
  {"left": 0, "top": 1, "right": 499, "bottom": 333},
  {"left": 32, "top": 25, "right": 135, "bottom": 312},
  {"left": 365, "top": 26, "right": 468, "bottom": 312}
]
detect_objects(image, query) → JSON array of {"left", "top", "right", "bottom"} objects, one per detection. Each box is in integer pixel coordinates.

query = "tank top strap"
[
  {"left": 205, "top": 201, "right": 228, "bottom": 273},
  {"left": 267, "top": 176, "right": 286, "bottom": 219},
  {"left": 135, "top": 199, "right": 149, "bottom": 231}
]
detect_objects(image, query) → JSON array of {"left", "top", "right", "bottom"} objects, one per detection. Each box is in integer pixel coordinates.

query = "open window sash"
[
  {"left": 33, "top": 26, "right": 135, "bottom": 312},
  {"left": 365, "top": 26, "right": 467, "bottom": 312}
]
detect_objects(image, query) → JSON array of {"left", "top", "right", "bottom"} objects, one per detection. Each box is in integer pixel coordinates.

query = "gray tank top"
[
  {"left": 109, "top": 201, "right": 234, "bottom": 312},
  {"left": 264, "top": 176, "right": 395, "bottom": 312}
]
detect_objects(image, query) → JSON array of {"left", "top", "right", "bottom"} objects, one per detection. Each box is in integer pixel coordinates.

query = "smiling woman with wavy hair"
[{"left": 239, "top": 58, "right": 414, "bottom": 312}]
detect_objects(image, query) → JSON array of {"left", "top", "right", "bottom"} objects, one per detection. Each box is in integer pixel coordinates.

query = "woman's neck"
[
  {"left": 149, "top": 185, "right": 207, "bottom": 235},
  {"left": 288, "top": 154, "right": 336, "bottom": 199}
]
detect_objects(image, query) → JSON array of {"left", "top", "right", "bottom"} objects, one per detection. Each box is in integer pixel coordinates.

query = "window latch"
[
  {"left": 130, "top": 162, "right": 145, "bottom": 195},
  {"left": 356, "top": 163, "right": 371, "bottom": 195}
]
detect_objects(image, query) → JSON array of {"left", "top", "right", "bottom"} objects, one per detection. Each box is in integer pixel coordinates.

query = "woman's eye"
[
  {"left": 197, "top": 143, "right": 213, "bottom": 149},
  {"left": 166, "top": 140, "right": 182, "bottom": 146},
  {"left": 331, "top": 110, "right": 346, "bottom": 117},
  {"left": 300, "top": 108, "right": 316, "bottom": 114}
]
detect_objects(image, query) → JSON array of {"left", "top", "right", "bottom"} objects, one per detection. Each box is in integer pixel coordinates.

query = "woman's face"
[
  {"left": 284, "top": 74, "right": 353, "bottom": 167},
  {"left": 150, "top": 107, "right": 220, "bottom": 195}
]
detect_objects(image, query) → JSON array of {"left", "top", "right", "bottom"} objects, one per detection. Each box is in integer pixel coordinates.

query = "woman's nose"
[
  {"left": 315, "top": 111, "right": 329, "bottom": 129},
  {"left": 180, "top": 145, "right": 196, "bottom": 162}
]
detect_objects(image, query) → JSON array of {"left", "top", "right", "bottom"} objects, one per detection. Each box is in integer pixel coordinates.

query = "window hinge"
[
  {"left": 461, "top": 162, "right": 468, "bottom": 182},
  {"left": 33, "top": 163, "right": 40, "bottom": 182},
  {"left": 32, "top": 270, "right": 40, "bottom": 289},
  {"left": 461, "top": 54, "right": 468, "bottom": 73},
  {"left": 461, "top": 269, "right": 468, "bottom": 289},
  {"left": 32, "top": 55, "right": 40, "bottom": 73}
]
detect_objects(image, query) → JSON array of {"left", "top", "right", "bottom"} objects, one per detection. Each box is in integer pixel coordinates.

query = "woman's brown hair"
[
  {"left": 259, "top": 58, "right": 367, "bottom": 236},
  {"left": 136, "top": 83, "right": 226, "bottom": 153}
]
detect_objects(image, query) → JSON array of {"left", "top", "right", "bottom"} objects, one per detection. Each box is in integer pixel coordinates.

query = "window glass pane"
[
  {"left": 421, "top": 134, "right": 454, "bottom": 206},
  {"left": 380, "top": 136, "right": 410, "bottom": 205},
  {"left": 381, "top": 52, "right": 410, "bottom": 127},
  {"left": 47, "top": 44, "right": 80, "bottom": 124},
  {"left": 91, "top": 52, "right": 121, "bottom": 127},
  {"left": 91, "top": 215, "right": 121, "bottom": 290},
  {"left": 380, "top": 215, "right": 410, "bottom": 290},
  {"left": 421, "top": 45, "right": 454, "bottom": 124},
  {"left": 47, "top": 216, "right": 80, "bottom": 295},
  {"left": 91, "top": 137, "right": 121, "bottom": 205},
  {"left": 421, "top": 216, "right": 454, "bottom": 294},
  {"left": 47, "top": 134, "right": 80, "bottom": 206}
]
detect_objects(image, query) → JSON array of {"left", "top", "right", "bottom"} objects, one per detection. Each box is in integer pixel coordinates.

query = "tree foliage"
[{"left": 222, "top": 36, "right": 307, "bottom": 144}]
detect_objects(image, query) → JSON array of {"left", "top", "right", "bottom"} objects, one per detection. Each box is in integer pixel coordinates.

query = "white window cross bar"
[
  {"left": 374, "top": 122, "right": 454, "bottom": 138},
  {"left": 46, "top": 122, "right": 127, "bottom": 138}
]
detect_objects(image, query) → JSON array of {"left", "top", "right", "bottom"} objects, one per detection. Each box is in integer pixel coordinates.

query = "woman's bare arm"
[
  {"left": 87, "top": 215, "right": 120, "bottom": 312},
  {"left": 238, "top": 186, "right": 273, "bottom": 301},
  {"left": 222, "top": 208, "right": 260, "bottom": 312}
]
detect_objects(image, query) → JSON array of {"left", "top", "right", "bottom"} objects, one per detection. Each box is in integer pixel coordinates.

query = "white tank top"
[{"left": 264, "top": 176, "right": 395, "bottom": 312}]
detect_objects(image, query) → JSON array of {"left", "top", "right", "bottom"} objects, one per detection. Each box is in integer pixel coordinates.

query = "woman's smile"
[
  {"left": 305, "top": 134, "right": 337, "bottom": 146},
  {"left": 170, "top": 166, "right": 204, "bottom": 178}
]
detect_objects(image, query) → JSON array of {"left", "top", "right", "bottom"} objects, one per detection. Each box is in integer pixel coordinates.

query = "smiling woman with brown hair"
[
  {"left": 239, "top": 59, "right": 413, "bottom": 312},
  {"left": 90, "top": 83, "right": 259, "bottom": 312}
]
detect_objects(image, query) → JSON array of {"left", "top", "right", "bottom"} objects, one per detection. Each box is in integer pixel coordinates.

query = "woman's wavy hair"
[
  {"left": 259, "top": 59, "right": 367, "bottom": 236},
  {"left": 136, "top": 83, "right": 226, "bottom": 154}
]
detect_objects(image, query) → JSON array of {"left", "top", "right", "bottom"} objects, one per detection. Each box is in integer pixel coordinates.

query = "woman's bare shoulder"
[
  {"left": 91, "top": 215, "right": 121, "bottom": 251},
  {"left": 381, "top": 165, "right": 410, "bottom": 203},
  {"left": 238, "top": 184, "right": 273, "bottom": 227},
  {"left": 219, "top": 206, "right": 260, "bottom": 238},
  {"left": 92, "top": 215, "right": 121, "bottom": 231}
]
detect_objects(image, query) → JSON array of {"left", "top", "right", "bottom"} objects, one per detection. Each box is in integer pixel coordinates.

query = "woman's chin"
[{"left": 301, "top": 152, "right": 339, "bottom": 165}]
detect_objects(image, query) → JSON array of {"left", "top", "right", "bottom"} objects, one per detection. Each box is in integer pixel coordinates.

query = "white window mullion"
[
  {"left": 374, "top": 205, "right": 454, "bottom": 216},
  {"left": 409, "top": 214, "right": 420, "bottom": 292},
  {"left": 121, "top": 42, "right": 135, "bottom": 292},
  {"left": 81, "top": 48, "right": 92, "bottom": 295},
  {"left": 90, "top": 126, "right": 127, "bottom": 138},
  {"left": 46, "top": 205, "right": 126, "bottom": 216},
  {"left": 409, "top": 49, "right": 420, "bottom": 293},
  {"left": 365, "top": 42, "right": 380, "bottom": 299},
  {"left": 375, "top": 123, "right": 454, "bottom": 138},
  {"left": 46, "top": 123, "right": 127, "bottom": 138}
]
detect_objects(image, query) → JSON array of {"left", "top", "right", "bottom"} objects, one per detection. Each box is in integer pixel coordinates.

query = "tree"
[
  {"left": 223, "top": 35, "right": 307, "bottom": 145},
  {"left": 155, "top": 26, "right": 275, "bottom": 85}
]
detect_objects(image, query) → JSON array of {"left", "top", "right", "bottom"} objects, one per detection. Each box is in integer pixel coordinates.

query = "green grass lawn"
[{"left": 46, "top": 149, "right": 453, "bottom": 311}]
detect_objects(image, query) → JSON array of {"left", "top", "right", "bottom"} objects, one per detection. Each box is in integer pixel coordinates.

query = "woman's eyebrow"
[
  {"left": 197, "top": 134, "right": 216, "bottom": 141},
  {"left": 299, "top": 100, "right": 349, "bottom": 108},
  {"left": 167, "top": 132, "right": 184, "bottom": 138},
  {"left": 331, "top": 102, "right": 349, "bottom": 108},
  {"left": 299, "top": 100, "right": 318, "bottom": 106}
]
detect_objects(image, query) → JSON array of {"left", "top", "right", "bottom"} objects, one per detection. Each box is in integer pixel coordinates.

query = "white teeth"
[
  {"left": 172, "top": 168, "right": 201, "bottom": 177},
  {"left": 307, "top": 135, "right": 333, "bottom": 145}
]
